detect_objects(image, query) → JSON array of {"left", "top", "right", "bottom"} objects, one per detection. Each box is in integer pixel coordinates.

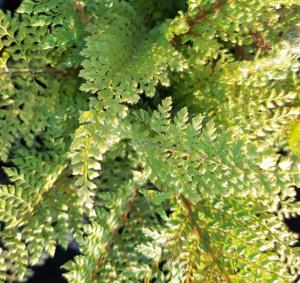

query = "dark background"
[
  {"left": 26, "top": 246, "right": 78, "bottom": 283},
  {"left": 0, "top": 0, "right": 22, "bottom": 12}
]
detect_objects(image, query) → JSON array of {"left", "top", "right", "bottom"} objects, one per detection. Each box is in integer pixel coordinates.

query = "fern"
[
  {"left": 289, "top": 119, "right": 300, "bottom": 154},
  {"left": 0, "top": 0, "right": 299, "bottom": 282}
]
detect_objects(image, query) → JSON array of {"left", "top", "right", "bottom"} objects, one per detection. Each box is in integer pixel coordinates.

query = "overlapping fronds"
[{"left": 0, "top": 0, "right": 299, "bottom": 282}]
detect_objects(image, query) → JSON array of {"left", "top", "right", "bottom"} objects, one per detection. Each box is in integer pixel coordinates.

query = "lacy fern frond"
[{"left": 0, "top": 0, "right": 299, "bottom": 282}]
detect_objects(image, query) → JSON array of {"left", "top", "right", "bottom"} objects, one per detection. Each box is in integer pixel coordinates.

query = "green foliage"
[
  {"left": 0, "top": 0, "right": 299, "bottom": 282},
  {"left": 289, "top": 119, "right": 300, "bottom": 153}
]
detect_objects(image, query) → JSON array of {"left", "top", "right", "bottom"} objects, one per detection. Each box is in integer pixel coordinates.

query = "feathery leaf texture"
[{"left": 0, "top": 0, "right": 299, "bottom": 282}]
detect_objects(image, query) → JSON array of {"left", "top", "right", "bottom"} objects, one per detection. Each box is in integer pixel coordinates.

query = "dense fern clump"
[{"left": 0, "top": 0, "right": 299, "bottom": 282}]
